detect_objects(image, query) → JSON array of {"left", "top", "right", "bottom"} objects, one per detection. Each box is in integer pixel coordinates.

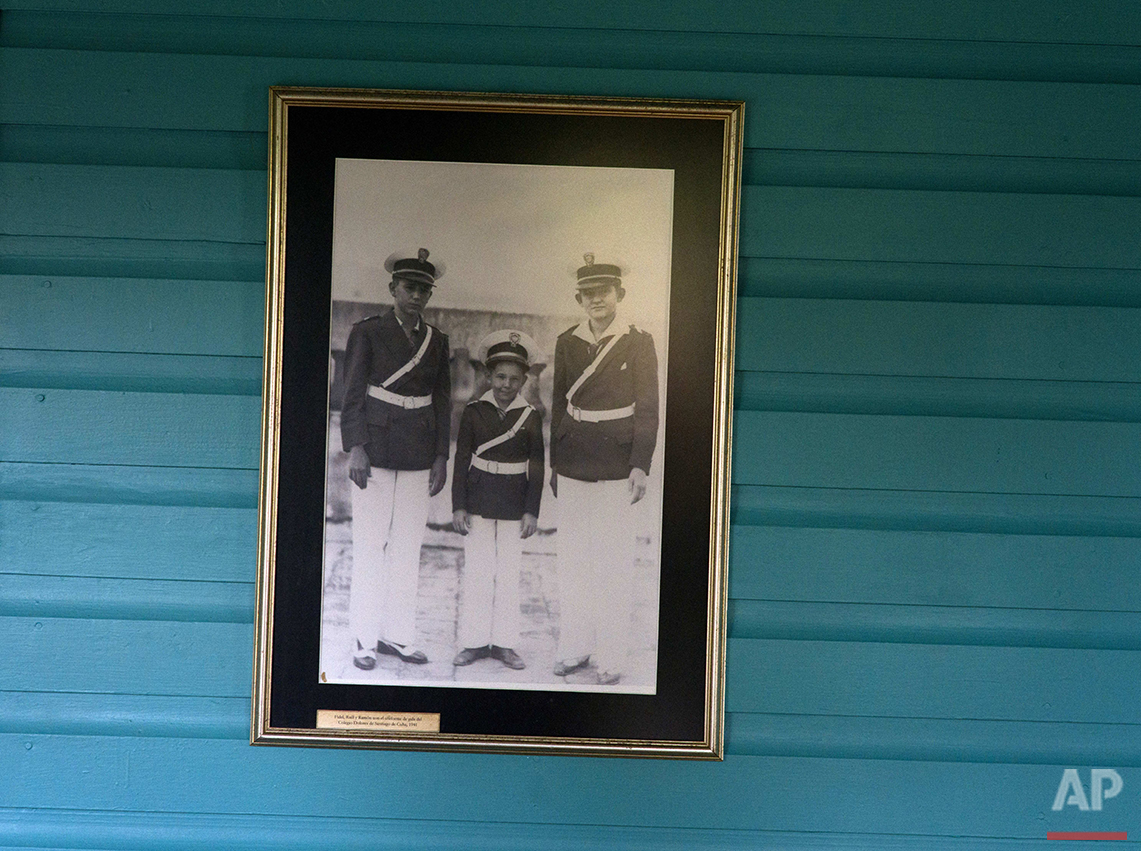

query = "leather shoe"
[
  {"left": 490, "top": 645, "right": 525, "bottom": 670},
  {"left": 453, "top": 646, "right": 491, "bottom": 666},
  {"left": 597, "top": 670, "right": 621, "bottom": 685},
  {"left": 378, "top": 639, "right": 428, "bottom": 664},
  {"left": 352, "top": 640, "right": 377, "bottom": 670},
  {"left": 352, "top": 654, "right": 377, "bottom": 671},
  {"left": 553, "top": 656, "right": 589, "bottom": 676}
]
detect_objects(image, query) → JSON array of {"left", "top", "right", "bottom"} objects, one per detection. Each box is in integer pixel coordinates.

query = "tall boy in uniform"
[
  {"left": 451, "top": 331, "right": 544, "bottom": 671},
  {"left": 340, "top": 248, "right": 450, "bottom": 670},
  {"left": 549, "top": 254, "right": 659, "bottom": 685}
]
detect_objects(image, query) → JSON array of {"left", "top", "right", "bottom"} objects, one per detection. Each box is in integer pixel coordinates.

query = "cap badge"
[
  {"left": 583, "top": 253, "right": 594, "bottom": 266},
  {"left": 509, "top": 332, "right": 521, "bottom": 346},
  {"left": 418, "top": 248, "right": 430, "bottom": 262}
]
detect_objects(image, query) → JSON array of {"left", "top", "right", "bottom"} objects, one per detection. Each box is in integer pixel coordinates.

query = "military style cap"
[
  {"left": 478, "top": 329, "right": 538, "bottom": 370},
  {"left": 384, "top": 248, "right": 445, "bottom": 285},
  {"left": 575, "top": 253, "right": 622, "bottom": 289}
]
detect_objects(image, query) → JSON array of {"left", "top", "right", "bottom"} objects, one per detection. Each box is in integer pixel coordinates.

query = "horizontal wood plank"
[
  {"left": 8, "top": 164, "right": 1141, "bottom": 272},
  {"left": 3, "top": 692, "right": 1141, "bottom": 767},
  {"left": 747, "top": 149, "right": 1141, "bottom": 196},
  {"left": 737, "top": 299, "right": 1141, "bottom": 382},
  {"left": 733, "top": 412, "right": 1141, "bottom": 496},
  {"left": 738, "top": 257, "right": 1141, "bottom": 306},
  {"left": 0, "top": 805, "right": 1087, "bottom": 851},
  {"left": 3, "top": 0, "right": 1139, "bottom": 46},
  {"left": 5, "top": 11, "right": 1141, "bottom": 86},
  {"left": 0, "top": 388, "right": 260, "bottom": 468},
  {"left": 730, "top": 526, "right": 1141, "bottom": 611},
  {"left": 726, "top": 639, "right": 1141, "bottom": 723},
  {"left": 743, "top": 187, "right": 1141, "bottom": 268},
  {"left": 0, "top": 122, "right": 268, "bottom": 170},
  {"left": 730, "top": 600, "right": 1141, "bottom": 649},
  {"left": 5, "top": 50, "right": 1141, "bottom": 160},
  {"left": 0, "top": 275, "right": 265, "bottom": 355},
  {"left": 33, "top": 241, "right": 1141, "bottom": 308},
  {"left": 10, "top": 123, "right": 1141, "bottom": 197},
  {"left": 0, "top": 349, "right": 262, "bottom": 395},
  {"left": 0, "top": 461, "right": 258, "bottom": 507},
  {"left": 0, "top": 692, "right": 247, "bottom": 738},
  {"left": 7, "top": 498, "right": 1140, "bottom": 612},
  {"left": 0, "top": 163, "right": 262, "bottom": 243},
  {"left": 5, "top": 616, "right": 1138, "bottom": 725},
  {"left": 0, "top": 616, "right": 253, "bottom": 697},
  {"left": 0, "top": 234, "right": 265, "bottom": 282},
  {"left": 0, "top": 735, "right": 1125, "bottom": 835},
  {"left": 732, "top": 484, "right": 1141, "bottom": 536},
  {"left": 9, "top": 397, "right": 1141, "bottom": 498},
  {"left": 727, "top": 713, "right": 1141, "bottom": 765},
  {"left": 4, "top": 568, "right": 1137, "bottom": 651},
  {"left": 11, "top": 497, "right": 1140, "bottom": 607},
  {"left": 0, "top": 574, "right": 253, "bottom": 622},
  {"left": 0, "top": 501, "right": 255, "bottom": 581},
  {"left": 735, "top": 372, "right": 1141, "bottom": 421}
]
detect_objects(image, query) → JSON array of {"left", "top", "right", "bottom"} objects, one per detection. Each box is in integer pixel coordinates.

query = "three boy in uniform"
[{"left": 341, "top": 249, "right": 658, "bottom": 684}]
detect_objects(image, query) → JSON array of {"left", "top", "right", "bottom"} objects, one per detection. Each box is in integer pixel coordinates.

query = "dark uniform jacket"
[
  {"left": 550, "top": 317, "right": 659, "bottom": 482},
  {"left": 340, "top": 309, "right": 451, "bottom": 471},
  {"left": 452, "top": 394, "right": 544, "bottom": 521}
]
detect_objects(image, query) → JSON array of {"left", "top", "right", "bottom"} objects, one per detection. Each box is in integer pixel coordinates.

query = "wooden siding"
[{"left": 2, "top": 1, "right": 1139, "bottom": 847}]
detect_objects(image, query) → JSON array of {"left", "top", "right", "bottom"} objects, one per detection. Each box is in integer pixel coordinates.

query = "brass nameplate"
[{"left": 317, "top": 710, "right": 440, "bottom": 733}]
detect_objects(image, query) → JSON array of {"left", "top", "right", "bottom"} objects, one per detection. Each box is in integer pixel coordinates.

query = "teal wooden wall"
[{"left": 3, "top": 2, "right": 1140, "bottom": 847}]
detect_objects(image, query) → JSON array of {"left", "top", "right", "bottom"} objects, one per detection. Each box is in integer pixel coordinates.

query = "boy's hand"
[
  {"left": 628, "top": 468, "right": 647, "bottom": 504},
  {"left": 428, "top": 456, "right": 448, "bottom": 496},
  {"left": 452, "top": 510, "right": 470, "bottom": 535},
  {"left": 520, "top": 513, "right": 538, "bottom": 539},
  {"left": 348, "top": 445, "right": 370, "bottom": 489}
]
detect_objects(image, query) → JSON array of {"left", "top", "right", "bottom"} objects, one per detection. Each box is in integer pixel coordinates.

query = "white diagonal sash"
[
  {"left": 474, "top": 405, "right": 533, "bottom": 457},
  {"left": 381, "top": 325, "right": 433, "bottom": 389},
  {"left": 565, "top": 327, "right": 628, "bottom": 403}
]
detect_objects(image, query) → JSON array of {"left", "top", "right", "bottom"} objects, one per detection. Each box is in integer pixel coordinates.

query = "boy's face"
[
  {"left": 389, "top": 277, "right": 434, "bottom": 316},
  {"left": 489, "top": 361, "right": 526, "bottom": 407},
  {"left": 576, "top": 283, "right": 622, "bottom": 325}
]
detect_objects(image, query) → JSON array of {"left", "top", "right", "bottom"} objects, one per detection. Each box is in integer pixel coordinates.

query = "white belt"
[
  {"left": 368, "top": 384, "right": 432, "bottom": 409},
  {"left": 566, "top": 402, "right": 635, "bottom": 423},
  {"left": 470, "top": 456, "right": 528, "bottom": 475}
]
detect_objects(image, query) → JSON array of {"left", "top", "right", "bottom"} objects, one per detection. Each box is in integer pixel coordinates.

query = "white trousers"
[
  {"left": 555, "top": 476, "right": 636, "bottom": 673},
  {"left": 348, "top": 467, "right": 430, "bottom": 649},
  {"left": 456, "top": 515, "right": 522, "bottom": 649}
]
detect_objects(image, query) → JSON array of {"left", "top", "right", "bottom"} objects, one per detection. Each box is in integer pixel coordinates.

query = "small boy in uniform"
[{"left": 451, "top": 330, "right": 545, "bottom": 670}]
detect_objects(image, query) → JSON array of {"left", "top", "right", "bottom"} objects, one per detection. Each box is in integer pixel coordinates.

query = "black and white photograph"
[
  {"left": 252, "top": 88, "right": 741, "bottom": 756},
  {"left": 319, "top": 158, "right": 674, "bottom": 694}
]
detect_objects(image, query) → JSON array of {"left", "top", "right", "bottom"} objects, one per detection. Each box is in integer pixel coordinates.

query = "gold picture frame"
[{"left": 252, "top": 87, "right": 743, "bottom": 758}]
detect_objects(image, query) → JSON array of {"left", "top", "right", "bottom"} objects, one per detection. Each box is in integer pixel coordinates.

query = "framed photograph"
[{"left": 252, "top": 87, "right": 743, "bottom": 758}]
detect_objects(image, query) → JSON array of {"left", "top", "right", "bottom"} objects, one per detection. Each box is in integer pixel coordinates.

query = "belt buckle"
[
  {"left": 487, "top": 460, "right": 499, "bottom": 474},
  {"left": 570, "top": 405, "right": 582, "bottom": 422},
  {"left": 402, "top": 396, "right": 415, "bottom": 409}
]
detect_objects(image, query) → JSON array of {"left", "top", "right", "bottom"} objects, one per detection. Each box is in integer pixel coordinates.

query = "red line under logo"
[{"left": 1047, "top": 833, "right": 1127, "bottom": 841}]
